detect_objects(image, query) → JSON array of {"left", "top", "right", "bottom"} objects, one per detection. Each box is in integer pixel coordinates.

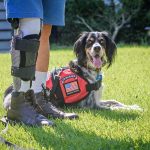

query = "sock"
[
  {"left": 31, "top": 71, "right": 47, "bottom": 93},
  {"left": 19, "top": 80, "right": 30, "bottom": 92}
]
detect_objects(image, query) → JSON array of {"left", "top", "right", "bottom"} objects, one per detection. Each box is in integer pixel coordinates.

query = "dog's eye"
[
  {"left": 99, "top": 39, "right": 104, "bottom": 45},
  {"left": 88, "top": 39, "right": 94, "bottom": 44}
]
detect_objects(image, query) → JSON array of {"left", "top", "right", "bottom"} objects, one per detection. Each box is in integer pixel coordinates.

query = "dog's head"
[{"left": 74, "top": 31, "right": 117, "bottom": 69}]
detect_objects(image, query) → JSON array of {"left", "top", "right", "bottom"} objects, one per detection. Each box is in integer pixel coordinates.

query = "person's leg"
[
  {"left": 18, "top": 18, "right": 41, "bottom": 92},
  {"left": 31, "top": 24, "right": 78, "bottom": 119},
  {"left": 4, "top": 0, "right": 55, "bottom": 126},
  {"left": 31, "top": 0, "right": 78, "bottom": 119},
  {"left": 36, "top": 24, "right": 52, "bottom": 72},
  {"left": 32, "top": 0, "right": 66, "bottom": 92},
  {"left": 31, "top": 0, "right": 66, "bottom": 92},
  {"left": 7, "top": 18, "right": 54, "bottom": 126},
  {"left": 31, "top": 24, "right": 52, "bottom": 93}
]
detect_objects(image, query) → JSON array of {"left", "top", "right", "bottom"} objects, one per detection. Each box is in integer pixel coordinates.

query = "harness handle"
[{"left": 50, "top": 69, "right": 60, "bottom": 96}]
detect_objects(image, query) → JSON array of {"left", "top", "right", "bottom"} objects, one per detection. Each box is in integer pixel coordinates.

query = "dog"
[
  {"left": 3, "top": 31, "right": 142, "bottom": 111},
  {"left": 45, "top": 31, "right": 142, "bottom": 110}
]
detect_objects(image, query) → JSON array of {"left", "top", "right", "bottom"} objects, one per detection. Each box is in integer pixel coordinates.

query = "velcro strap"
[
  {"left": 15, "top": 38, "right": 39, "bottom": 52},
  {"left": 11, "top": 66, "right": 35, "bottom": 80},
  {"left": 86, "top": 80, "right": 102, "bottom": 91}
]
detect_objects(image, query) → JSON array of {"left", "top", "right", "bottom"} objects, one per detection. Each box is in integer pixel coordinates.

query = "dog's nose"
[{"left": 94, "top": 46, "right": 101, "bottom": 52}]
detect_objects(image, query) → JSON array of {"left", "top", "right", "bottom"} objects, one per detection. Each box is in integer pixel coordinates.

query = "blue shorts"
[{"left": 5, "top": 0, "right": 66, "bottom": 26}]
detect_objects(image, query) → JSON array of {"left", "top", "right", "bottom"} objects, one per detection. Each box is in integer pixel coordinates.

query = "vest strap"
[{"left": 86, "top": 79, "right": 102, "bottom": 91}]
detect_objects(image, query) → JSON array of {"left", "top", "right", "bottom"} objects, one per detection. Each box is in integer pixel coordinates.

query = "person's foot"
[
  {"left": 35, "top": 87, "right": 79, "bottom": 119},
  {"left": 7, "top": 90, "right": 54, "bottom": 126}
]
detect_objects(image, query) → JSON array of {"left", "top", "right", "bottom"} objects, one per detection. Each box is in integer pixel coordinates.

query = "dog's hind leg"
[
  {"left": 98, "top": 100, "right": 142, "bottom": 111},
  {"left": 94, "top": 86, "right": 142, "bottom": 111}
]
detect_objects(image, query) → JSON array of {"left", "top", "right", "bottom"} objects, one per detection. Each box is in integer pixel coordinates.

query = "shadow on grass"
[
  {"left": 88, "top": 109, "right": 140, "bottom": 121},
  {"left": 1, "top": 109, "right": 142, "bottom": 149},
  {"left": 64, "top": 107, "right": 140, "bottom": 122},
  {"left": 23, "top": 119, "right": 149, "bottom": 150}
]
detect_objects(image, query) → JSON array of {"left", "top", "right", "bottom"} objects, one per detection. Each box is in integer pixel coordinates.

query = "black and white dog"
[
  {"left": 64, "top": 31, "right": 142, "bottom": 110},
  {"left": 3, "top": 31, "right": 142, "bottom": 111}
]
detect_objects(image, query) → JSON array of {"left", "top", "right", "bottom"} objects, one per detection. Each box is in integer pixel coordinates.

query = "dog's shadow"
[
  {"left": 64, "top": 106, "right": 140, "bottom": 122},
  {"left": 88, "top": 109, "right": 140, "bottom": 121},
  {"left": 67, "top": 106, "right": 142, "bottom": 123}
]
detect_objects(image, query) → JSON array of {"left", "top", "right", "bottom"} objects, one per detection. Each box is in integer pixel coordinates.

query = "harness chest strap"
[{"left": 86, "top": 79, "right": 102, "bottom": 92}]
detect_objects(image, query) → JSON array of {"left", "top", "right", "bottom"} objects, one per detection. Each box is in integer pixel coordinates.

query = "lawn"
[{"left": 0, "top": 46, "right": 150, "bottom": 150}]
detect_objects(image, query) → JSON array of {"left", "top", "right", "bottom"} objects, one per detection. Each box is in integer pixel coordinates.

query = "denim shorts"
[{"left": 5, "top": 0, "right": 66, "bottom": 26}]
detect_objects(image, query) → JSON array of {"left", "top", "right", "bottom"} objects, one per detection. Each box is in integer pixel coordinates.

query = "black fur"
[
  {"left": 73, "top": 32, "right": 89, "bottom": 66},
  {"left": 101, "top": 32, "right": 117, "bottom": 67}
]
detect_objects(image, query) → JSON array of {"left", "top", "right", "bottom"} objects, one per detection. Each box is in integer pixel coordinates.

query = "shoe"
[
  {"left": 35, "top": 87, "right": 79, "bottom": 119},
  {"left": 7, "top": 90, "right": 54, "bottom": 126}
]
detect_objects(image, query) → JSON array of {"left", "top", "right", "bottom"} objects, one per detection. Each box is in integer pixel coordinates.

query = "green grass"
[{"left": 0, "top": 46, "right": 150, "bottom": 150}]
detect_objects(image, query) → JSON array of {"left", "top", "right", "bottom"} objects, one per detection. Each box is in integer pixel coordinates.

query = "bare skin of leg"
[{"left": 36, "top": 24, "right": 52, "bottom": 72}]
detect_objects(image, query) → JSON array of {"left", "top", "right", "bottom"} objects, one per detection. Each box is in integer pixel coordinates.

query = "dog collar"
[{"left": 96, "top": 74, "right": 102, "bottom": 81}]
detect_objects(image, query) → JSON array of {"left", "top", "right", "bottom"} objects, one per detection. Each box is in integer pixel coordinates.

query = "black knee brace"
[{"left": 11, "top": 33, "right": 40, "bottom": 81}]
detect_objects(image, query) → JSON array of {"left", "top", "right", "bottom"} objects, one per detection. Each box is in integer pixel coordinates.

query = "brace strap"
[
  {"left": 7, "top": 18, "right": 19, "bottom": 29},
  {"left": 11, "top": 34, "right": 40, "bottom": 81},
  {"left": 15, "top": 38, "right": 39, "bottom": 52},
  {"left": 11, "top": 66, "right": 35, "bottom": 81}
]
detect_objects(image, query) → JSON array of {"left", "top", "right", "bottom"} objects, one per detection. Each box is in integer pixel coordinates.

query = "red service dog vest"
[{"left": 46, "top": 68, "right": 102, "bottom": 105}]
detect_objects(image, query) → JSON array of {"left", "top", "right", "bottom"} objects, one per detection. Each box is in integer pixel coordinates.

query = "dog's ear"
[
  {"left": 74, "top": 32, "right": 89, "bottom": 66},
  {"left": 101, "top": 31, "right": 117, "bottom": 67}
]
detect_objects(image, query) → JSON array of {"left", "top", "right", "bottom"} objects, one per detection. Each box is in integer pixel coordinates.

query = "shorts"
[{"left": 4, "top": 0, "right": 66, "bottom": 26}]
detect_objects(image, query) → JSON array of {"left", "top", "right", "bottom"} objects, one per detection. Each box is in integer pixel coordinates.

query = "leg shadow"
[{"left": 22, "top": 118, "right": 149, "bottom": 150}]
